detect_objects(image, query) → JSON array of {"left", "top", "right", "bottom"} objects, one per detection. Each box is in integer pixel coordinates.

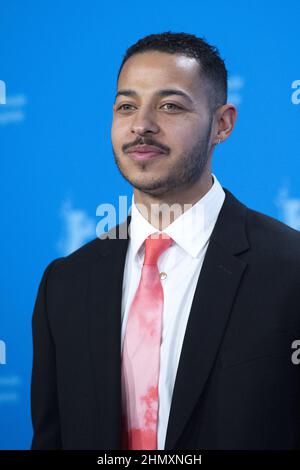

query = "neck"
[{"left": 133, "top": 169, "right": 213, "bottom": 231}]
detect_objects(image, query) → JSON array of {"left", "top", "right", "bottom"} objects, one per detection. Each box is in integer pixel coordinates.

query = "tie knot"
[{"left": 143, "top": 233, "right": 173, "bottom": 266}]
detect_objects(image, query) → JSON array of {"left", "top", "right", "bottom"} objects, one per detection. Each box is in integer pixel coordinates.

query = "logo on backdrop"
[
  {"left": 228, "top": 75, "right": 245, "bottom": 106},
  {"left": 57, "top": 199, "right": 95, "bottom": 256},
  {"left": 0, "top": 80, "right": 6, "bottom": 105},
  {"left": 0, "top": 340, "right": 6, "bottom": 365},
  {"left": 276, "top": 186, "right": 300, "bottom": 231},
  {"left": 0, "top": 87, "right": 27, "bottom": 125}
]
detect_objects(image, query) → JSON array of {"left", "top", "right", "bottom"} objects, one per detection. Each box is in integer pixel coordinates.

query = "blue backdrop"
[{"left": 0, "top": 0, "right": 299, "bottom": 449}]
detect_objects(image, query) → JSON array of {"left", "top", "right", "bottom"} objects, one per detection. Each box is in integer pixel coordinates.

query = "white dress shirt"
[{"left": 121, "top": 173, "right": 225, "bottom": 450}]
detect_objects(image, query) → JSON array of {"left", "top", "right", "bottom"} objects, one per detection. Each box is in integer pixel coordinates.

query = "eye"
[
  {"left": 161, "top": 103, "right": 183, "bottom": 111},
  {"left": 116, "top": 104, "right": 135, "bottom": 111}
]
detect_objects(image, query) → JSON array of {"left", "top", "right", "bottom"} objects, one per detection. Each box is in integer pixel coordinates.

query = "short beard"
[{"left": 113, "top": 114, "right": 213, "bottom": 197}]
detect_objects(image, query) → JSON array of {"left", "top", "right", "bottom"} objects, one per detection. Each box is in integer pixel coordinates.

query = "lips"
[
  {"left": 127, "top": 145, "right": 166, "bottom": 162},
  {"left": 127, "top": 145, "right": 165, "bottom": 154}
]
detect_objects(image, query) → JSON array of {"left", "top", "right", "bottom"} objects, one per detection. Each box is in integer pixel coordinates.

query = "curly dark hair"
[{"left": 117, "top": 31, "right": 228, "bottom": 113}]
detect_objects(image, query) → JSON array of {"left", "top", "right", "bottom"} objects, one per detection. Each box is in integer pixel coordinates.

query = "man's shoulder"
[
  {"left": 246, "top": 205, "right": 300, "bottom": 250},
  {"left": 40, "top": 237, "right": 103, "bottom": 283},
  {"left": 223, "top": 188, "right": 300, "bottom": 265},
  {"left": 241, "top": 205, "right": 300, "bottom": 274},
  {"left": 43, "top": 220, "right": 129, "bottom": 282}
]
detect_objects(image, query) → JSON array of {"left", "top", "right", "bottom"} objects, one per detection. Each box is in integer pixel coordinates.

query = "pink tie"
[{"left": 121, "top": 232, "right": 173, "bottom": 450}]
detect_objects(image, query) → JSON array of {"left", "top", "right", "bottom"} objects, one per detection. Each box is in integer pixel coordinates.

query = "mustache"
[{"left": 123, "top": 138, "right": 169, "bottom": 153}]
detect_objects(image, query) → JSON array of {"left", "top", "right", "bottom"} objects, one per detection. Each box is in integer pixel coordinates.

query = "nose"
[{"left": 131, "top": 108, "right": 160, "bottom": 136}]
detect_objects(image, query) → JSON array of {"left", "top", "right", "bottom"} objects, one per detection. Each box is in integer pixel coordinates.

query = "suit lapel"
[{"left": 164, "top": 189, "right": 250, "bottom": 449}]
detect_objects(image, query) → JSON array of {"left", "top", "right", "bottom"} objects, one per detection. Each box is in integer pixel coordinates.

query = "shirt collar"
[{"left": 128, "top": 173, "right": 225, "bottom": 259}]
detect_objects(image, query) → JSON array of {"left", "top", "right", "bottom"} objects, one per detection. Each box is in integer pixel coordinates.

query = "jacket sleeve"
[{"left": 30, "top": 258, "right": 63, "bottom": 449}]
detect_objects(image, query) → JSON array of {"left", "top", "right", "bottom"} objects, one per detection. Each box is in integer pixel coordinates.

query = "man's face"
[{"left": 111, "top": 51, "right": 215, "bottom": 197}]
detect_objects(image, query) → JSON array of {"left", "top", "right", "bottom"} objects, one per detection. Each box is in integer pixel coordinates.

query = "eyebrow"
[{"left": 115, "top": 88, "right": 194, "bottom": 104}]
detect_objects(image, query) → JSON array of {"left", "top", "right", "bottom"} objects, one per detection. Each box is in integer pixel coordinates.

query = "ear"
[{"left": 213, "top": 103, "right": 238, "bottom": 144}]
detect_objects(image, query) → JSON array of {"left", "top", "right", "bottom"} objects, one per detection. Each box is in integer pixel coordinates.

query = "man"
[{"left": 30, "top": 32, "right": 300, "bottom": 450}]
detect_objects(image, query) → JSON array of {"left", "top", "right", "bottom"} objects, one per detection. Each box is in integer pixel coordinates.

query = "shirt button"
[{"left": 159, "top": 272, "right": 167, "bottom": 280}]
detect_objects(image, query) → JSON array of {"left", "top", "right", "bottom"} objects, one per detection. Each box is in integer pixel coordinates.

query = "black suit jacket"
[{"left": 30, "top": 188, "right": 300, "bottom": 450}]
